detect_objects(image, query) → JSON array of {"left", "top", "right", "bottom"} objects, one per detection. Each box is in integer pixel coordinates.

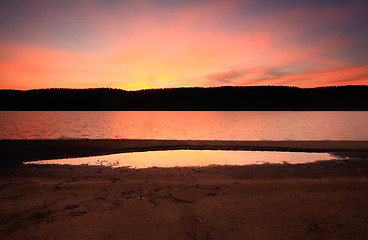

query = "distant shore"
[
  {"left": 1, "top": 85, "right": 368, "bottom": 110},
  {"left": 1, "top": 139, "right": 368, "bottom": 165}
]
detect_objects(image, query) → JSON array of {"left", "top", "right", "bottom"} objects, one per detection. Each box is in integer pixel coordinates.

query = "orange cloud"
[
  {"left": 0, "top": 0, "right": 367, "bottom": 90},
  {"left": 217, "top": 66, "right": 368, "bottom": 87}
]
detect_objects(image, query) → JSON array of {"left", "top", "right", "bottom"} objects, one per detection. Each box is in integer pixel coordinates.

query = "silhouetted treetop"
[{"left": 0, "top": 85, "right": 367, "bottom": 110}]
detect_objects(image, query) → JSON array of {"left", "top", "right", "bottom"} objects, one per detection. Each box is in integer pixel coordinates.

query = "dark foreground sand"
[{"left": 1, "top": 140, "right": 368, "bottom": 240}]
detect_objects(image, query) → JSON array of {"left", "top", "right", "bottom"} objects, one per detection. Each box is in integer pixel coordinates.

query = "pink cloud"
[{"left": 0, "top": 0, "right": 366, "bottom": 90}]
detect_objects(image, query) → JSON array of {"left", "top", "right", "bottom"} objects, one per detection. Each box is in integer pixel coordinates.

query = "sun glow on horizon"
[{"left": 0, "top": 0, "right": 367, "bottom": 90}]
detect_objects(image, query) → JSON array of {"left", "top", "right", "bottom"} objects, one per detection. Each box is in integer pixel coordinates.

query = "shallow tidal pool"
[{"left": 24, "top": 150, "right": 337, "bottom": 168}]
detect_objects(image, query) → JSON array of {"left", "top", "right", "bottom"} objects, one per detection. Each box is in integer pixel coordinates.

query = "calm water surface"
[
  {"left": 24, "top": 150, "right": 335, "bottom": 168},
  {"left": 1, "top": 111, "right": 368, "bottom": 140}
]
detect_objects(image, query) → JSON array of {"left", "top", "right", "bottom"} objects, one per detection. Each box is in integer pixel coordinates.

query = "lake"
[{"left": 1, "top": 111, "right": 368, "bottom": 140}]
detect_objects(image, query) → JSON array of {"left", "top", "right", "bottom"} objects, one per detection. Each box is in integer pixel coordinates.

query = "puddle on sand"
[{"left": 23, "top": 150, "right": 336, "bottom": 168}]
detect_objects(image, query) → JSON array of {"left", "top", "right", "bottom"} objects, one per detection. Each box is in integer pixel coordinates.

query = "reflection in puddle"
[{"left": 24, "top": 150, "right": 336, "bottom": 168}]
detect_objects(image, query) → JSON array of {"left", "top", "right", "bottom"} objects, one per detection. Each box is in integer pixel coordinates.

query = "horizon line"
[{"left": 1, "top": 84, "right": 368, "bottom": 92}]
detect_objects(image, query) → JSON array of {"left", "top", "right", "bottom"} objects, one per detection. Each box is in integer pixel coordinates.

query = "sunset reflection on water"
[
  {"left": 24, "top": 150, "right": 334, "bottom": 168},
  {"left": 2, "top": 111, "right": 368, "bottom": 140}
]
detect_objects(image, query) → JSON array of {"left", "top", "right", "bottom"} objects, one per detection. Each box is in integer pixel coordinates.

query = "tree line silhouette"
[{"left": 0, "top": 85, "right": 367, "bottom": 110}]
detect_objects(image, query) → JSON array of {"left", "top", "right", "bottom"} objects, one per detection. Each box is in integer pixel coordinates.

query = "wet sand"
[{"left": 1, "top": 140, "right": 368, "bottom": 239}]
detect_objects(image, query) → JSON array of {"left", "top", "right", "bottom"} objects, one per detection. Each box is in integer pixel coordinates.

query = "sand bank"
[
  {"left": 1, "top": 159, "right": 368, "bottom": 240},
  {"left": 1, "top": 139, "right": 368, "bottom": 239}
]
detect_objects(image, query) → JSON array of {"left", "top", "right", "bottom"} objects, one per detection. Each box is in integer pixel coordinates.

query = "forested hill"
[{"left": 0, "top": 85, "right": 367, "bottom": 110}]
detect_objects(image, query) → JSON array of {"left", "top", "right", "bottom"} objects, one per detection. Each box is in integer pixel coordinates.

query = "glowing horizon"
[{"left": 0, "top": 0, "right": 367, "bottom": 90}]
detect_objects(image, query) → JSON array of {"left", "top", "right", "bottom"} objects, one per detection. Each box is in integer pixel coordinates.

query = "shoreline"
[{"left": 1, "top": 139, "right": 368, "bottom": 164}]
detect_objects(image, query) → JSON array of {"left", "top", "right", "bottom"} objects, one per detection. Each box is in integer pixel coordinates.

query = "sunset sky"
[{"left": 0, "top": 0, "right": 367, "bottom": 90}]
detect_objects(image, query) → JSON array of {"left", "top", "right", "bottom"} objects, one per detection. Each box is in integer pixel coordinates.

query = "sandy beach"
[{"left": 1, "top": 140, "right": 368, "bottom": 239}]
